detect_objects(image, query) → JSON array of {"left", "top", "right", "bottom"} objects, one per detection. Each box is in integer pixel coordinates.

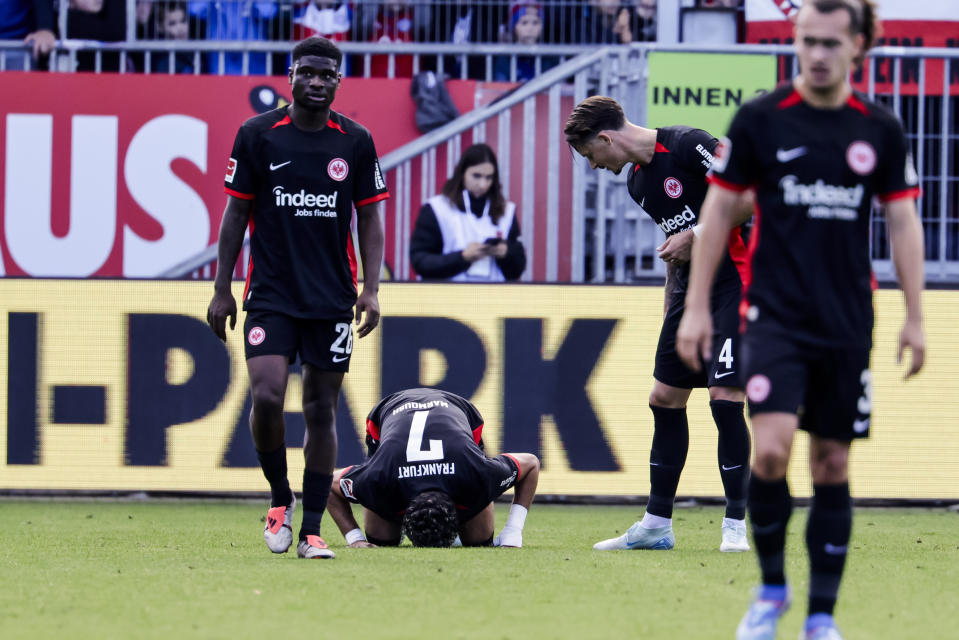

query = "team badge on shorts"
[
  {"left": 247, "top": 326, "right": 266, "bottom": 346},
  {"left": 846, "top": 141, "right": 876, "bottom": 176},
  {"left": 664, "top": 177, "right": 683, "bottom": 198},
  {"left": 746, "top": 374, "right": 771, "bottom": 403},
  {"left": 328, "top": 158, "right": 349, "bottom": 181}
]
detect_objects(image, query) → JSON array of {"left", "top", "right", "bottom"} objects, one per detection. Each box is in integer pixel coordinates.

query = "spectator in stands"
[
  {"left": 493, "top": 0, "right": 558, "bottom": 82},
  {"left": 364, "top": 0, "right": 417, "bottom": 78},
  {"left": 151, "top": 1, "right": 204, "bottom": 73},
  {"left": 623, "top": 0, "right": 657, "bottom": 42},
  {"left": 187, "top": 0, "right": 277, "bottom": 74},
  {"left": 410, "top": 143, "right": 526, "bottom": 282},
  {"left": 293, "top": 1, "right": 352, "bottom": 42},
  {"left": 67, "top": 0, "right": 128, "bottom": 72},
  {"left": 580, "top": 0, "right": 632, "bottom": 45},
  {"left": 135, "top": 0, "right": 155, "bottom": 38},
  {"left": 0, "top": 0, "right": 57, "bottom": 70},
  {"left": 423, "top": 0, "right": 506, "bottom": 79}
]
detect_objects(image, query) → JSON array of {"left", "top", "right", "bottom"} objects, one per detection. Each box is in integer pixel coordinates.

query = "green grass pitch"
[{"left": 1, "top": 501, "right": 956, "bottom": 639}]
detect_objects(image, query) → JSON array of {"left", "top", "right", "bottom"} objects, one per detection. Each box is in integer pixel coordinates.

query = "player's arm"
[
  {"left": 354, "top": 200, "right": 385, "bottom": 339},
  {"left": 328, "top": 468, "right": 376, "bottom": 548},
  {"left": 206, "top": 195, "right": 252, "bottom": 341},
  {"left": 884, "top": 197, "right": 925, "bottom": 377},
  {"left": 494, "top": 453, "right": 540, "bottom": 548},
  {"left": 676, "top": 184, "right": 749, "bottom": 371}
]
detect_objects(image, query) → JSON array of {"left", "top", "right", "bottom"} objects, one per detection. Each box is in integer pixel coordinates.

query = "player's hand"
[
  {"left": 898, "top": 317, "right": 925, "bottom": 379},
  {"left": 656, "top": 229, "right": 694, "bottom": 265},
  {"left": 462, "top": 242, "right": 491, "bottom": 262},
  {"left": 676, "top": 305, "right": 712, "bottom": 372},
  {"left": 355, "top": 289, "right": 380, "bottom": 338},
  {"left": 206, "top": 289, "right": 237, "bottom": 342},
  {"left": 348, "top": 540, "right": 377, "bottom": 548},
  {"left": 493, "top": 528, "right": 523, "bottom": 548},
  {"left": 25, "top": 29, "right": 55, "bottom": 58}
]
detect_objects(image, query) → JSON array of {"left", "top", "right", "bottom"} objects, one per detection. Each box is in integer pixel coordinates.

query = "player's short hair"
[
  {"left": 441, "top": 143, "right": 507, "bottom": 223},
  {"left": 805, "top": 0, "right": 881, "bottom": 55},
  {"left": 563, "top": 96, "right": 626, "bottom": 148},
  {"left": 292, "top": 36, "right": 343, "bottom": 66},
  {"left": 402, "top": 491, "right": 459, "bottom": 547}
]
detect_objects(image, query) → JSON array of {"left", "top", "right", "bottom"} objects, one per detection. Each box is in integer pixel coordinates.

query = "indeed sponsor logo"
[
  {"left": 273, "top": 185, "right": 339, "bottom": 208},
  {"left": 658, "top": 204, "right": 697, "bottom": 234},
  {"left": 780, "top": 175, "right": 864, "bottom": 208}
]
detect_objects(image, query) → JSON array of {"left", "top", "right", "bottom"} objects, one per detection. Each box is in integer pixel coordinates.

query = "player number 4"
[
  {"left": 718, "top": 338, "right": 734, "bottom": 369},
  {"left": 406, "top": 410, "right": 445, "bottom": 462}
]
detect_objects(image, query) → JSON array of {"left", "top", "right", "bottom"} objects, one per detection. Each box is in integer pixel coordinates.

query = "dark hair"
[
  {"left": 402, "top": 491, "right": 458, "bottom": 547},
  {"left": 806, "top": 0, "right": 881, "bottom": 64},
  {"left": 441, "top": 143, "right": 506, "bottom": 223},
  {"left": 563, "top": 95, "right": 626, "bottom": 148},
  {"left": 292, "top": 36, "right": 343, "bottom": 66},
  {"left": 155, "top": 1, "right": 187, "bottom": 23}
]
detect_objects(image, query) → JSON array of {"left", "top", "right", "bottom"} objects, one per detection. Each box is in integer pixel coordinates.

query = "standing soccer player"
[
  {"left": 565, "top": 96, "right": 753, "bottom": 552},
  {"left": 207, "top": 36, "right": 388, "bottom": 560},
  {"left": 677, "top": 1, "right": 925, "bottom": 638}
]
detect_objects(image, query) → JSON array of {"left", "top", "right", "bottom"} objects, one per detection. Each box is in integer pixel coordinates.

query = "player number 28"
[
  {"left": 406, "top": 410, "right": 445, "bottom": 462},
  {"left": 330, "top": 322, "right": 353, "bottom": 355}
]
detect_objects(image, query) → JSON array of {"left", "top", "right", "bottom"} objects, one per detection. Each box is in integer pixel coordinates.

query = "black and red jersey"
[
  {"left": 338, "top": 388, "right": 520, "bottom": 523},
  {"left": 627, "top": 125, "right": 748, "bottom": 294},
  {"left": 224, "top": 107, "right": 389, "bottom": 319},
  {"left": 709, "top": 85, "right": 920, "bottom": 348}
]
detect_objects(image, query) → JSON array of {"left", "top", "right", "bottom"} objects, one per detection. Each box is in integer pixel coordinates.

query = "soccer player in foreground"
[
  {"left": 564, "top": 97, "right": 752, "bottom": 553},
  {"left": 206, "top": 36, "right": 388, "bottom": 559},
  {"left": 326, "top": 388, "right": 540, "bottom": 548},
  {"left": 676, "top": 1, "right": 925, "bottom": 638}
]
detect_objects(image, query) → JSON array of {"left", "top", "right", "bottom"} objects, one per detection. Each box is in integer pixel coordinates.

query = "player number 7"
[{"left": 406, "top": 410, "right": 445, "bottom": 462}]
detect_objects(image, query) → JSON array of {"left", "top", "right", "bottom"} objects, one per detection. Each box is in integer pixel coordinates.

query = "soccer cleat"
[
  {"left": 720, "top": 518, "right": 751, "bottom": 552},
  {"left": 296, "top": 535, "right": 336, "bottom": 559},
  {"left": 800, "top": 614, "right": 844, "bottom": 640},
  {"left": 736, "top": 587, "right": 791, "bottom": 640},
  {"left": 592, "top": 521, "right": 675, "bottom": 550},
  {"left": 263, "top": 496, "right": 295, "bottom": 554}
]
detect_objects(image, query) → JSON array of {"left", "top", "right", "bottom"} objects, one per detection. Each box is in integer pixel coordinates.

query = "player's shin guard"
[
  {"left": 299, "top": 470, "right": 333, "bottom": 540},
  {"left": 256, "top": 446, "right": 293, "bottom": 508},
  {"left": 710, "top": 400, "right": 750, "bottom": 520},
  {"left": 646, "top": 405, "right": 689, "bottom": 519},
  {"left": 806, "top": 482, "right": 852, "bottom": 616},
  {"left": 749, "top": 475, "right": 792, "bottom": 585}
]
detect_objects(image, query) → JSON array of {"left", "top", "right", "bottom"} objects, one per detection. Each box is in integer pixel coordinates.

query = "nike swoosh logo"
[
  {"left": 269, "top": 161, "right": 292, "bottom": 171},
  {"left": 824, "top": 543, "right": 848, "bottom": 555},
  {"left": 776, "top": 146, "right": 807, "bottom": 163},
  {"left": 640, "top": 197, "right": 646, "bottom": 208},
  {"left": 332, "top": 354, "right": 349, "bottom": 363},
  {"left": 721, "top": 464, "right": 742, "bottom": 471},
  {"left": 715, "top": 371, "right": 736, "bottom": 379}
]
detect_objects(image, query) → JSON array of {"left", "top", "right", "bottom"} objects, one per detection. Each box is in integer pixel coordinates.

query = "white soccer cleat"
[
  {"left": 296, "top": 535, "right": 336, "bottom": 559},
  {"left": 720, "top": 518, "right": 750, "bottom": 552},
  {"left": 801, "top": 614, "right": 844, "bottom": 640},
  {"left": 263, "top": 496, "right": 295, "bottom": 554},
  {"left": 593, "top": 521, "right": 675, "bottom": 550},
  {"left": 736, "top": 587, "right": 791, "bottom": 640}
]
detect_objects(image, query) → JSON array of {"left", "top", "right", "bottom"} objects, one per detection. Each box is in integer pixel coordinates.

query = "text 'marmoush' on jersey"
[
  {"left": 627, "top": 125, "right": 748, "bottom": 295},
  {"left": 224, "top": 107, "right": 390, "bottom": 319},
  {"left": 339, "top": 388, "right": 520, "bottom": 523},
  {"left": 708, "top": 86, "right": 920, "bottom": 348}
]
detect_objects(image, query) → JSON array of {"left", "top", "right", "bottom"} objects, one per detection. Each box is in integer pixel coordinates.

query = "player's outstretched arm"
[
  {"left": 494, "top": 453, "right": 540, "bottom": 548},
  {"left": 354, "top": 201, "right": 385, "bottom": 339},
  {"left": 328, "top": 469, "right": 376, "bottom": 548},
  {"left": 885, "top": 197, "right": 926, "bottom": 378},
  {"left": 676, "top": 184, "right": 748, "bottom": 371},
  {"left": 206, "top": 196, "right": 252, "bottom": 342}
]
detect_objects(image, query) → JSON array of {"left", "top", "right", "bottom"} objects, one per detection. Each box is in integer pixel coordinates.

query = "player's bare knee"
[
  {"left": 752, "top": 447, "right": 790, "bottom": 479},
  {"left": 648, "top": 386, "right": 688, "bottom": 409},
  {"left": 301, "top": 396, "right": 336, "bottom": 430},
  {"left": 250, "top": 385, "right": 285, "bottom": 420},
  {"left": 708, "top": 385, "right": 745, "bottom": 403},
  {"left": 810, "top": 447, "right": 849, "bottom": 484}
]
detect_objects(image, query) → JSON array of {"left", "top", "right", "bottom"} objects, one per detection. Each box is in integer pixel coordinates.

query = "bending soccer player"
[
  {"left": 564, "top": 96, "right": 753, "bottom": 552},
  {"left": 677, "top": 1, "right": 925, "bottom": 638},
  {"left": 326, "top": 388, "right": 540, "bottom": 548}
]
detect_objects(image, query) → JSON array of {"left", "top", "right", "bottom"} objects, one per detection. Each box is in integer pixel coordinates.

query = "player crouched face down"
[{"left": 403, "top": 490, "right": 459, "bottom": 547}]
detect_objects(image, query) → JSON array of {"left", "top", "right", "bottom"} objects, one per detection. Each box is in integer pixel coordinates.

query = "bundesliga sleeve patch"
[
  {"left": 225, "top": 157, "right": 238, "bottom": 183},
  {"left": 710, "top": 137, "right": 731, "bottom": 175}
]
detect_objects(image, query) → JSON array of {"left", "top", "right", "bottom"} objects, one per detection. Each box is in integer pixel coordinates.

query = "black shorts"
[
  {"left": 654, "top": 286, "right": 742, "bottom": 389},
  {"left": 243, "top": 310, "right": 353, "bottom": 372},
  {"left": 742, "top": 327, "right": 872, "bottom": 441}
]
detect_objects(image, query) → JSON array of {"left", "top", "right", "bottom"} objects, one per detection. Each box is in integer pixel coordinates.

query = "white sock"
[
  {"left": 640, "top": 512, "right": 672, "bottom": 529},
  {"left": 504, "top": 504, "right": 528, "bottom": 531},
  {"left": 723, "top": 517, "right": 746, "bottom": 528}
]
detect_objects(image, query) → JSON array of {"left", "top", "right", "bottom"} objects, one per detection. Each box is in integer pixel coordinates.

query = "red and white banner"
[
  {"left": 0, "top": 72, "right": 476, "bottom": 278},
  {"left": 746, "top": 0, "right": 959, "bottom": 95}
]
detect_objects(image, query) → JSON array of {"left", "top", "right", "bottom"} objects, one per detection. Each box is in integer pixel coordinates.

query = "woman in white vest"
[{"left": 410, "top": 143, "right": 527, "bottom": 281}]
